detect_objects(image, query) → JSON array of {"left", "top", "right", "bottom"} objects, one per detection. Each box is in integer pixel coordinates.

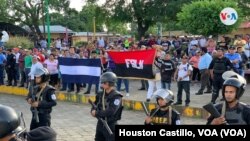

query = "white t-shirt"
[
  {"left": 55, "top": 40, "right": 62, "bottom": 49},
  {"left": 29, "top": 62, "right": 44, "bottom": 80},
  {"left": 15, "top": 53, "right": 20, "bottom": 63},
  {"left": 177, "top": 63, "right": 193, "bottom": 81},
  {"left": 44, "top": 59, "right": 58, "bottom": 74}
]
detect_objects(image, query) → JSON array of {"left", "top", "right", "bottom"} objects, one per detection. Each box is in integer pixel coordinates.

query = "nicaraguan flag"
[{"left": 58, "top": 58, "right": 101, "bottom": 84}]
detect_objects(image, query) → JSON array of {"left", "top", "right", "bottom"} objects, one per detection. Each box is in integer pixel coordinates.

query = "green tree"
[
  {"left": 97, "top": 0, "right": 190, "bottom": 39},
  {"left": 0, "top": 0, "right": 10, "bottom": 23},
  {"left": 237, "top": 0, "right": 250, "bottom": 19},
  {"left": 177, "top": 0, "right": 242, "bottom": 36},
  {"left": 79, "top": 3, "right": 107, "bottom": 32},
  {"left": 105, "top": 20, "right": 128, "bottom": 35},
  {"left": 50, "top": 9, "right": 86, "bottom": 32},
  {"left": 5, "top": 0, "right": 70, "bottom": 40}
]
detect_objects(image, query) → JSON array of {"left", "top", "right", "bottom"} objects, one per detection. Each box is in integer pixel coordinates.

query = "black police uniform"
[
  {"left": 209, "top": 57, "right": 233, "bottom": 103},
  {"left": 93, "top": 89, "right": 123, "bottom": 141},
  {"left": 6, "top": 53, "right": 16, "bottom": 85},
  {"left": 27, "top": 85, "right": 57, "bottom": 130},
  {"left": 206, "top": 102, "right": 250, "bottom": 125},
  {"left": 145, "top": 108, "right": 180, "bottom": 125}
]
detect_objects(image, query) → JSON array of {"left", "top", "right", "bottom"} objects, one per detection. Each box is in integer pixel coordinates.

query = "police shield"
[{"left": 222, "top": 71, "right": 246, "bottom": 85}]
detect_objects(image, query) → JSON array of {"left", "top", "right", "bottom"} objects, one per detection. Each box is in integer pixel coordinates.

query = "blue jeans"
[
  {"left": 161, "top": 81, "right": 171, "bottom": 90},
  {"left": 15, "top": 63, "right": 20, "bottom": 81},
  {"left": 25, "top": 68, "right": 31, "bottom": 88},
  {"left": 87, "top": 82, "right": 99, "bottom": 94},
  {"left": 62, "top": 82, "right": 69, "bottom": 90},
  {"left": 116, "top": 79, "right": 129, "bottom": 93}
]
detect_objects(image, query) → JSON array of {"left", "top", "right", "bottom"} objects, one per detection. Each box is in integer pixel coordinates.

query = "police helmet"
[
  {"left": 153, "top": 89, "right": 174, "bottom": 107},
  {"left": 222, "top": 78, "right": 246, "bottom": 99},
  {"left": 34, "top": 68, "right": 50, "bottom": 83},
  {"left": 0, "top": 105, "right": 21, "bottom": 138},
  {"left": 100, "top": 72, "right": 117, "bottom": 86}
]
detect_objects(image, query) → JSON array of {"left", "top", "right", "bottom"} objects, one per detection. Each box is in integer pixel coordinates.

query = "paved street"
[
  {"left": 79, "top": 79, "right": 250, "bottom": 108},
  {"left": 0, "top": 94, "right": 206, "bottom": 141}
]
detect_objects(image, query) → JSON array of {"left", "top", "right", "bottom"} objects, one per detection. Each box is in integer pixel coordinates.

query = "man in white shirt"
[{"left": 173, "top": 54, "right": 193, "bottom": 106}]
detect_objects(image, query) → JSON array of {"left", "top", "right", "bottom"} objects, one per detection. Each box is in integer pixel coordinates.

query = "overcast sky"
[{"left": 69, "top": 0, "right": 105, "bottom": 11}]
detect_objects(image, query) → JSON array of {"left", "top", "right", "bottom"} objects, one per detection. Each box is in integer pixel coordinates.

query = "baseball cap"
[{"left": 229, "top": 46, "right": 236, "bottom": 49}]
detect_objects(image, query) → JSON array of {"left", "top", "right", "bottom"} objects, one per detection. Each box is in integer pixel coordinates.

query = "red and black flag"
[{"left": 107, "top": 49, "right": 156, "bottom": 79}]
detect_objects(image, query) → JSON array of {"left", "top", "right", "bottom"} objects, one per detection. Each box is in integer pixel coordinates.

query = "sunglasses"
[{"left": 101, "top": 82, "right": 108, "bottom": 84}]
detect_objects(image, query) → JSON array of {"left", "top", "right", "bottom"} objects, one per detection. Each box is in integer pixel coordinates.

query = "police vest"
[
  {"left": 150, "top": 108, "right": 179, "bottom": 125},
  {"left": 225, "top": 103, "right": 249, "bottom": 125},
  {"left": 213, "top": 57, "right": 227, "bottom": 74}
]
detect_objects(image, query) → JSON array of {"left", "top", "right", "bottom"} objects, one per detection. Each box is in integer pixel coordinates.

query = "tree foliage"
[
  {"left": 50, "top": 9, "right": 86, "bottom": 32},
  {"left": 177, "top": 0, "right": 242, "bottom": 36},
  {"left": 237, "top": 0, "right": 250, "bottom": 19},
  {"left": 1, "top": 0, "right": 70, "bottom": 41},
  {"left": 79, "top": 3, "right": 107, "bottom": 32},
  {"left": 0, "top": 0, "right": 10, "bottom": 23},
  {"left": 100, "top": 0, "right": 190, "bottom": 39}
]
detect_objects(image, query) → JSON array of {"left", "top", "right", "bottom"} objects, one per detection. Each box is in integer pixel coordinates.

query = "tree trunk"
[
  {"left": 28, "top": 25, "right": 39, "bottom": 47},
  {"left": 137, "top": 20, "right": 149, "bottom": 39},
  {"left": 34, "top": 24, "right": 42, "bottom": 38}
]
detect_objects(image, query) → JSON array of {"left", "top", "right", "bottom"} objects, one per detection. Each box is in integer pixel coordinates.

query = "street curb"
[{"left": 0, "top": 85, "right": 209, "bottom": 119}]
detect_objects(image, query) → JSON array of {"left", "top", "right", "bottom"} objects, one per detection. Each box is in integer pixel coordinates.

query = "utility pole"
[
  {"left": 42, "top": 0, "right": 45, "bottom": 38},
  {"left": 157, "top": 22, "right": 162, "bottom": 38},
  {"left": 93, "top": 17, "right": 96, "bottom": 41},
  {"left": 45, "top": 0, "right": 51, "bottom": 49}
]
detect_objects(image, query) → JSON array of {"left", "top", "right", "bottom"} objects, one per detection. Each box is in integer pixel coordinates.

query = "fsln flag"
[
  {"left": 58, "top": 58, "right": 101, "bottom": 84},
  {"left": 107, "top": 49, "right": 156, "bottom": 79}
]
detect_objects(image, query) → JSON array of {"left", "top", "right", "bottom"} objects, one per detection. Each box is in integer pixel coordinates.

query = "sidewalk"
[{"left": 1, "top": 80, "right": 249, "bottom": 119}]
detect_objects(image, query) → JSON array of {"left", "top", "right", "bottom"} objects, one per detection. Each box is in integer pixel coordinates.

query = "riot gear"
[
  {"left": 222, "top": 78, "right": 246, "bottom": 99},
  {"left": 145, "top": 89, "right": 180, "bottom": 125},
  {"left": 213, "top": 58, "right": 228, "bottom": 74},
  {"left": 34, "top": 68, "right": 50, "bottom": 83},
  {"left": 100, "top": 72, "right": 117, "bottom": 86},
  {"left": 222, "top": 71, "right": 246, "bottom": 99},
  {"left": 0, "top": 105, "right": 20, "bottom": 138},
  {"left": 206, "top": 71, "right": 250, "bottom": 125},
  {"left": 153, "top": 89, "right": 174, "bottom": 107}
]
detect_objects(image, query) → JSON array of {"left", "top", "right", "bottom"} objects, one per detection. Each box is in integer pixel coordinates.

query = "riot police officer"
[
  {"left": 0, "top": 104, "right": 21, "bottom": 141},
  {"left": 0, "top": 104, "right": 57, "bottom": 141},
  {"left": 145, "top": 89, "right": 181, "bottom": 125},
  {"left": 26, "top": 68, "right": 57, "bottom": 130},
  {"left": 206, "top": 71, "right": 250, "bottom": 125},
  {"left": 90, "top": 72, "right": 123, "bottom": 141}
]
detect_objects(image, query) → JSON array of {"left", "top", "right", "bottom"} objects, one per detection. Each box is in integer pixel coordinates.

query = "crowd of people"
[
  {"left": 1, "top": 34, "right": 250, "bottom": 103},
  {"left": 1, "top": 34, "right": 250, "bottom": 141}
]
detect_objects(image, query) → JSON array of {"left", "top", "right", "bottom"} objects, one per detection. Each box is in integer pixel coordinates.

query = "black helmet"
[
  {"left": 153, "top": 89, "right": 174, "bottom": 107},
  {"left": 100, "top": 72, "right": 117, "bottom": 85},
  {"left": 222, "top": 78, "right": 246, "bottom": 99},
  {"left": 0, "top": 105, "right": 21, "bottom": 138},
  {"left": 35, "top": 68, "right": 50, "bottom": 83}
]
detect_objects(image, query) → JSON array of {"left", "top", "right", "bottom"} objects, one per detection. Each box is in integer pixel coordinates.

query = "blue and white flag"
[{"left": 58, "top": 58, "right": 101, "bottom": 84}]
